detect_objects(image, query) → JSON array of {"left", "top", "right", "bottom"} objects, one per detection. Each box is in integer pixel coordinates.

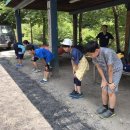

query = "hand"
[
  {"left": 101, "top": 80, "right": 108, "bottom": 88},
  {"left": 31, "top": 56, "right": 34, "bottom": 61},
  {"left": 73, "top": 70, "right": 76, "bottom": 75},
  {"left": 108, "top": 83, "right": 115, "bottom": 92}
]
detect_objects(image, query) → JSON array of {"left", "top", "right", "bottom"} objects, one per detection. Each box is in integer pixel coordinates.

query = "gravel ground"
[
  {"left": 0, "top": 50, "right": 130, "bottom": 130},
  {"left": 0, "top": 58, "right": 92, "bottom": 130}
]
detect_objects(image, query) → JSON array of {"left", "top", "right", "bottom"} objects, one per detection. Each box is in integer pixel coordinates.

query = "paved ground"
[
  {"left": 0, "top": 50, "right": 130, "bottom": 130},
  {"left": 0, "top": 60, "right": 52, "bottom": 130}
]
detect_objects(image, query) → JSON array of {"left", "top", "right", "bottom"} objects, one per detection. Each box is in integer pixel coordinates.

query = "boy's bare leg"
[
  {"left": 17, "top": 59, "right": 19, "bottom": 64},
  {"left": 33, "top": 62, "right": 38, "bottom": 69},
  {"left": 18, "top": 59, "right": 22, "bottom": 65},
  {"left": 77, "top": 86, "right": 81, "bottom": 94},
  {"left": 43, "top": 71, "right": 49, "bottom": 81},
  {"left": 109, "top": 93, "right": 116, "bottom": 109},
  {"left": 74, "top": 84, "right": 77, "bottom": 91},
  {"left": 102, "top": 89, "right": 109, "bottom": 105}
]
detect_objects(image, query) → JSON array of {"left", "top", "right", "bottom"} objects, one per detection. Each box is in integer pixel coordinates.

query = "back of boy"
[{"left": 14, "top": 42, "right": 25, "bottom": 66}]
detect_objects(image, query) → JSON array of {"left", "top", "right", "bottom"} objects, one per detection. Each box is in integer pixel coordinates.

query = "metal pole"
[
  {"left": 73, "top": 14, "right": 78, "bottom": 45},
  {"left": 47, "top": 0, "right": 59, "bottom": 76},
  {"left": 15, "top": 10, "right": 22, "bottom": 43}
]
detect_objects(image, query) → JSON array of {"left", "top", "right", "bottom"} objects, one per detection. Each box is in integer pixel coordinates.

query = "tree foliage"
[
  {"left": 0, "top": 1, "right": 15, "bottom": 27},
  {"left": 0, "top": 1, "right": 127, "bottom": 49}
]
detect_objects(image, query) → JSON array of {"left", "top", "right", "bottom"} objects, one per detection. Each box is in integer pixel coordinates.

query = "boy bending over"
[
  {"left": 85, "top": 41, "right": 123, "bottom": 118},
  {"left": 26, "top": 44, "right": 54, "bottom": 84},
  {"left": 61, "top": 38, "right": 89, "bottom": 99}
]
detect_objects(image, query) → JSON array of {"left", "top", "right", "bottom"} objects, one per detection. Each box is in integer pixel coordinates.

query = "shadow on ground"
[{"left": 0, "top": 58, "right": 94, "bottom": 130}]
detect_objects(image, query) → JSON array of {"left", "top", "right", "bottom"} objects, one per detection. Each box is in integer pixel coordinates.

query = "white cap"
[{"left": 61, "top": 38, "right": 72, "bottom": 46}]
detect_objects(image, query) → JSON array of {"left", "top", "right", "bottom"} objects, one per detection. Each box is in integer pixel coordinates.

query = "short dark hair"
[
  {"left": 23, "top": 40, "right": 29, "bottom": 45},
  {"left": 85, "top": 41, "right": 99, "bottom": 53},
  {"left": 102, "top": 25, "right": 108, "bottom": 28},
  {"left": 26, "top": 44, "right": 34, "bottom": 51}
]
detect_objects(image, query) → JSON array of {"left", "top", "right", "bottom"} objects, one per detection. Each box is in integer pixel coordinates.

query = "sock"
[
  {"left": 43, "top": 78, "right": 47, "bottom": 81},
  {"left": 109, "top": 108, "right": 114, "bottom": 113},
  {"left": 103, "top": 104, "right": 108, "bottom": 109}
]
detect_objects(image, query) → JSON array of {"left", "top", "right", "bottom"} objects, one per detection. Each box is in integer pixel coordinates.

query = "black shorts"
[
  {"left": 31, "top": 56, "right": 39, "bottom": 62},
  {"left": 33, "top": 56, "right": 39, "bottom": 62},
  {"left": 17, "top": 54, "right": 24, "bottom": 59}
]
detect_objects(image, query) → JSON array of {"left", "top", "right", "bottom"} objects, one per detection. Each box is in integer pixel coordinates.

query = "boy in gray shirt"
[{"left": 85, "top": 41, "right": 123, "bottom": 118}]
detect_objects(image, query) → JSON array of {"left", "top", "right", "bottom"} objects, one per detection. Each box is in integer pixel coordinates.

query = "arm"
[
  {"left": 109, "top": 33, "right": 114, "bottom": 46},
  {"left": 109, "top": 39, "right": 114, "bottom": 46},
  {"left": 41, "top": 58, "right": 46, "bottom": 66},
  {"left": 71, "top": 60, "right": 78, "bottom": 74},
  {"left": 108, "top": 64, "right": 115, "bottom": 91},
  {"left": 106, "top": 51, "right": 115, "bottom": 91},
  {"left": 95, "top": 63, "right": 108, "bottom": 87},
  {"left": 71, "top": 49, "right": 80, "bottom": 73},
  {"left": 108, "top": 64, "right": 113, "bottom": 83}
]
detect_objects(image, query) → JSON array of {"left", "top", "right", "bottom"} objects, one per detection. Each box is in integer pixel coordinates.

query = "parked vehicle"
[{"left": 0, "top": 25, "right": 16, "bottom": 49}]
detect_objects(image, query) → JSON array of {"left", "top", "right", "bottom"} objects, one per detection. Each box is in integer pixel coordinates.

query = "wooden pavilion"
[{"left": 6, "top": 0, "right": 130, "bottom": 72}]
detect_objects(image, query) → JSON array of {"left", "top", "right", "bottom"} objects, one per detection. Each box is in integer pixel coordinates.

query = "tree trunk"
[
  {"left": 79, "top": 13, "right": 83, "bottom": 44},
  {"left": 112, "top": 6, "right": 120, "bottom": 52},
  {"left": 124, "top": 4, "right": 130, "bottom": 57},
  {"left": 30, "top": 19, "right": 33, "bottom": 44}
]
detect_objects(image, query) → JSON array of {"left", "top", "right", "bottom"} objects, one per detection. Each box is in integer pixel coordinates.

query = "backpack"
[{"left": 74, "top": 44, "right": 85, "bottom": 54}]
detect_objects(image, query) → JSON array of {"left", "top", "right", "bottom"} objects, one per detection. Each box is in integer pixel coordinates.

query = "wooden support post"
[
  {"left": 73, "top": 14, "right": 78, "bottom": 45},
  {"left": 47, "top": 0, "right": 59, "bottom": 76},
  {"left": 15, "top": 10, "right": 22, "bottom": 43},
  {"left": 124, "top": 3, "right": 130, "bottom": 56}
]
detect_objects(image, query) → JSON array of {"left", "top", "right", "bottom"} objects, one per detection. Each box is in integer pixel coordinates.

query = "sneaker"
[
  {"left": 40, "top": 79, "right": 47, "bottom": 84},
  {"left": 33, "top": 69, "right": 41, "bottom": 73},
  {"left": 16, "top": 64, "right": 20, "bottom": 67},
  {"left": 69, "top": 90, "right": 78, "bottom": 97},
  {"left": 19, "top": 64, "right": 23, "bottom": 67},
  {"left": 71, "top": 92, "right": 83, "bottom": 99},
  {"left": 16, "top": 64, "right": 23, "bottom": 67},
  {"left": 32, "top": 68, "right": 36, "bottom": 72},
  {"left": 96, "top": 106, "right": 108, "bottom": 114},
  {"left": 99, "top": 109, "right": 116, "bottom": 119}
]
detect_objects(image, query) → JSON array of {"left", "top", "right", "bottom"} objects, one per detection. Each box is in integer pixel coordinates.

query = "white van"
[{"left": 0, "top": 25, "right": 16, "bottom": 49}]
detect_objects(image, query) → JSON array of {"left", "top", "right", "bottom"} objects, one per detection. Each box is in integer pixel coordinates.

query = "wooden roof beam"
[
  {"left": 13, "top": 0, "right": 35, "bottom": 10},
  {"left": 70, "top": 0, "right": 127, "bottom": 14}
]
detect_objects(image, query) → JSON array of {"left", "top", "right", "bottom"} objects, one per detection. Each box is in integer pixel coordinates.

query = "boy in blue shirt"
[
  {"left": 26, "top": 44, "right": 54, "bottom": 84},
  {"left": 61, "top": 38, "right": 89, "bottom": 98},
  {"left": 13, "top": 42, "right": 25, "bottom": 67}
]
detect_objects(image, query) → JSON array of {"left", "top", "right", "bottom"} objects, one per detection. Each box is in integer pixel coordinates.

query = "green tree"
[
  {"left": 58, "top": 12, "right": 72, "bottom": 44},
  {"left": 0, "top": 1, "right": 15, "bottom": 27},
  {"left": 22, "top": 10, "right": 47, "bottom": 44}
]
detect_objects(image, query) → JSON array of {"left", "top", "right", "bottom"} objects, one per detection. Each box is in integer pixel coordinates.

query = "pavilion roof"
[{"left": 6, "top": 0, "right": 127, "bottom": 13}]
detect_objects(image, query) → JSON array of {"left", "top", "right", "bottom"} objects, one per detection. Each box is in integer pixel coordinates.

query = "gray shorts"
[{"left": 103, "top": 69, "right": 123, "bottom": 94}]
